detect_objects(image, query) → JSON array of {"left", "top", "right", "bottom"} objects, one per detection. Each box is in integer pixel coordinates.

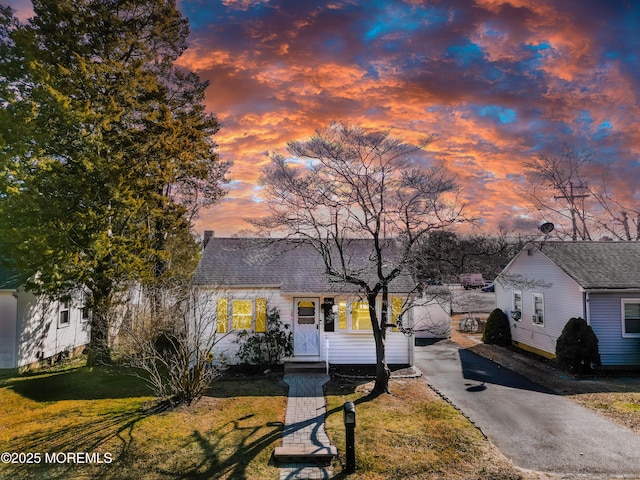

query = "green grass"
[{"left": 0, "top": 364, "right": 287, "bottom": 480}]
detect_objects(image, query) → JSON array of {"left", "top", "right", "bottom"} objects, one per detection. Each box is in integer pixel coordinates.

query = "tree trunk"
[
  {"left": 86, "top": 291, "right": 113, "bottom": 366},
  {"left": 370, "top": 292, "right": 390, "bottom": 395}
]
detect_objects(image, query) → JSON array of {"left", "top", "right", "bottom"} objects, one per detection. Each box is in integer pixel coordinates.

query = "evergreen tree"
[{"left": 0, "top": 1, "right": 227, "bottom": 365}]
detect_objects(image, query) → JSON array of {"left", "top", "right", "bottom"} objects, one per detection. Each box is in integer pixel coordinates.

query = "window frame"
[
  {"left": 81, "top": 291, "right": 91, "bottom": 323},
  {"left": 532, "top": 293, "right": 544, "bottom": 326},
  {"left": 350, "top": 301, "right": 373, "bottom": 331},
  {"left": 512, "top": 290, "right": 523, "bottom": 321},
  {"left": 621, "top": 298, "right": 640, "bottom": 338},
  {"left": 333, "top": 298, "right": 399, "bottom": 333},
  {"left": 58, "top": 300, "right": 70, "bottom": 328},
  {"left": 217, "top": 297, "right": 267, "bottom": 333}
]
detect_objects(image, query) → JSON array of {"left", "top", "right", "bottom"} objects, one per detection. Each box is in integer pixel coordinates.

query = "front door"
[{"left": 293, "top": 298, "right": 320, "bottom": 356}]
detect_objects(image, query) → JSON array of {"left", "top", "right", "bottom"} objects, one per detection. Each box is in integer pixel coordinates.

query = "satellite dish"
[{"left": 539, "top": 222, "right": 555, "bottom": 234}]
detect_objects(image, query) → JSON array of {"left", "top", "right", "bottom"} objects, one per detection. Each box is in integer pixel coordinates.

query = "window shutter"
[
  {"left": 255, "top": 298, "right": 267, "bottom": 333},
  {"left": 217, "top": 298, "right": 228, "bottom": 333}
]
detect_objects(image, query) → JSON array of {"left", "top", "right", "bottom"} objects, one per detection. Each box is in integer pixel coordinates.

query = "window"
[
  {"left": 351, "top": 302, "right": 372, "bottom": 331},
  {"left": 337, "top": 300, "right": 347, "bottom": 330},
  {"left": 391, "top": 297, "right": 403, "bottom": 330},
  {"left": 532, "top": 293, "right": 544, "bottom": 325},
  {"left": 512, "top": 291, "right": 522, "bottom": 321},
  {"left": 59, "top": 301, "right": 70, "bottom": 327},
  {"left": 81, "top": 292, "right": 91, "bottom": 322},
  {"left": 622, "top": 299, "right": 640, "bottom": 337},
  {"left": 217, "top": 298, "right": 267, "bottom": 333},
  {"left": 232, "top": 300, "right": 253, "bottom": 330}
]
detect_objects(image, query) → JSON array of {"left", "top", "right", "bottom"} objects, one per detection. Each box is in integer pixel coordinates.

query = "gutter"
[{"left": 579, "top": 288, "right": 640, "bottom": 294}]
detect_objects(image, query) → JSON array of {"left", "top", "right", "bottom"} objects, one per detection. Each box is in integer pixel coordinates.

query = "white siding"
[
  {"left": 323, "top": 332, "right": 411, "bottom": 364},
  {"left": 589, "top": 293, "right": 640, "bottom": 366},
  {"left": 496, "top": 248, "right": 583, "bottom": 356},
  {"left": 0, "top": 291, "right": 17, "bottom": 368},
  {"left": 15, "top": 289, "right": 90, "bottom": 368},
  {"left": 200, "top": 287, "right": 413, "bottom": 365},
  {"left": 199, "top": 288, "right": 292, "bottom": 365}
]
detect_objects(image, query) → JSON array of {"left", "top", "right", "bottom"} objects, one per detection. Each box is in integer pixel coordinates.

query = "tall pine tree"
[{"left": 0, "top": 1, "right": 227, "bottom": 365}]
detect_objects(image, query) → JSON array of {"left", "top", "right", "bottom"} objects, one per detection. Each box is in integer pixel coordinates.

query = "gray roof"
[
  {"left": 192, "top": 237, "right": 417, "bottom": 293},
  {"left": 0, "top": 264, "right": 25, "bottom": 290},
  {"left": 537, "top": 242, "right": 640, "bottom": 290}
]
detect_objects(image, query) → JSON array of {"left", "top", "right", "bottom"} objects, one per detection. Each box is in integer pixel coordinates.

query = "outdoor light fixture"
[
  {"left": 343, "top": 401, "right": 356, "bottom": 426},
  {"left": 343, "top": 401, "right": 356, "bottom": 473}
]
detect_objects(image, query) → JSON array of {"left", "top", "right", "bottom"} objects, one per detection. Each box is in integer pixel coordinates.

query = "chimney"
[{"left": 203, "top": 230, "right": 214, "bottom": 248}]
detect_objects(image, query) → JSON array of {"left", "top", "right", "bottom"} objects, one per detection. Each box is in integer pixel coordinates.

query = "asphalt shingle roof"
[
  {"left": 0, "top": 264, "right": 26, "bottom": 290},
  {"left": 538, "top": 241, "right": 640, "bottom": 289},
  {"left": 192, "top": 237, "right": 416, "bottom": 293}
]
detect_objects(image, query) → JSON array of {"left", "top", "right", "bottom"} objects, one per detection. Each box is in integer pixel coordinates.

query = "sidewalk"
[{"left": 275, "top": 373, "right": 336, "bottom": 480}]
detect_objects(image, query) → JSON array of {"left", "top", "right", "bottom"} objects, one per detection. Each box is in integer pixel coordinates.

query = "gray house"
[
  {"left": 192, "top": 237, "right": 450, "bottom": 366},
  {"left": 495, "top": 242, "right": 640, "bottom": 367}
]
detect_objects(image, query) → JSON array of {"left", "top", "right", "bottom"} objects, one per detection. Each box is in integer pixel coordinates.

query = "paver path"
[{"left": 277, "top": 373, "right": 335, "bottom": 480}]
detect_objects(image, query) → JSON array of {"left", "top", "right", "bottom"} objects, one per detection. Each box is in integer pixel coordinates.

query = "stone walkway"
[{"left": 275, "top": 373, "right": 336, "bottom": 480}]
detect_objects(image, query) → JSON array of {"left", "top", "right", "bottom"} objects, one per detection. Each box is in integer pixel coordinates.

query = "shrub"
[
  {"left": 555, "top": 317, "right": 600, "bottom": 374},
  {"left": 482, "top": 308, "right": 512, "bottom": 347},
  {"left": 236, "top": 308, "right": 293, "bottom": 367}
]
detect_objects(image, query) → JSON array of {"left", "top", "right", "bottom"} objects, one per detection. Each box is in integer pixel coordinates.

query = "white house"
[
  {"left": 0, "top": 266, "right": 90, "bottom": 370},
  {"left": 495, "top": 242, "right": 640, "bottom": 367},
  {"left": 191, "top": 237, "right": 450, "bottom": 366}
]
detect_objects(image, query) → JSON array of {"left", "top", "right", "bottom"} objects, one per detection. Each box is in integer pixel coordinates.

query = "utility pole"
[{"left": 555, "top": 181, "right": 590, "bottom": 241}]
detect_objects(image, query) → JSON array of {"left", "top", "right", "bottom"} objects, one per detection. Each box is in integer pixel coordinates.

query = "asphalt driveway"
[{"left": 414, "top": 340, "right": 640, "bottom": 478}]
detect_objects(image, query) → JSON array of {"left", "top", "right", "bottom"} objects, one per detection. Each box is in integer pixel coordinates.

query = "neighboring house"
[
  {"left": 192, "top": 236, "right": 451, "bottom": 366},
  {"left": 495, "top": 242, "right": 640, "bottom": 367},
  {"left": 0, "top": 266, "right": 90, "bottom": 370}
]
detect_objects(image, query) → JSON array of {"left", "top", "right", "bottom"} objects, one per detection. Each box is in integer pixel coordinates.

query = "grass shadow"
[
  {"left": 2, "top": 366, "right": 151, "bottom": 401},
  {"left": 1, "top": 402, "right": 168, "bottom": 480},
  {"left": 152, "top": 417, "right": 284, "bottom": 479}
]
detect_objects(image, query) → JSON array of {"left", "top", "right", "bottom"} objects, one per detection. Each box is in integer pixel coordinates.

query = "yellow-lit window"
[
  {"left": 352, "top": 301, "right": 372, "bottom": 331},
  {"left": 232, "top": 300, "right": 253, "bottom": 330},
  {"left": 217, "top": 298, "right": 228, "bottom": 333},
  {"left": 338, "top": 300, "right": 347, "bottom": 330},
  {"left": 255, "top": 298, "right": 267, "bottom": 333},
  {"left": 391, "top": 297, "right": 403, "bottom": 331}
]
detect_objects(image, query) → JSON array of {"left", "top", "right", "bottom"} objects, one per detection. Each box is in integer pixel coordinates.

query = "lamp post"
[{"left": 343, "top": 401, "right": 356, "bottom": 473}]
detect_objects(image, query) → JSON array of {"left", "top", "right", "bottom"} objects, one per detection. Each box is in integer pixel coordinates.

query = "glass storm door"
[{"left": 294, "top": 298, "right": 320, "bottom": 356}]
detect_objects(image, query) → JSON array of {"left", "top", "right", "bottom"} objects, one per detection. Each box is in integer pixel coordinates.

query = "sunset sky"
[{"left": 7, "top": 0, "right": 640, "bottom": 237}]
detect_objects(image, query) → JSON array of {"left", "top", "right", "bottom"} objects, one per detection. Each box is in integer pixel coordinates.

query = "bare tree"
[
  {"left": 525, "top": 149, "right": 593, "bottom": 241},
  {"left": 122, "top": 283, "right": 225, "bottom": 407},
  {"left": 525, "top": 148, "right": 639, "bottom": 241},
  {"left": 251, "top": 122, "right": 466, "bottom": 395}
]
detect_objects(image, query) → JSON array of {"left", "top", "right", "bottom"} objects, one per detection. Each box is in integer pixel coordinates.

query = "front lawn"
[
  {"left": 325, "top": 378, "right": 526, "bottom": 480},
  {"left": 0, "top": 364, "right": 287, "bottom": 480},
  {"left": 1, "top": 363, "right": 535, "bottom": 480}
]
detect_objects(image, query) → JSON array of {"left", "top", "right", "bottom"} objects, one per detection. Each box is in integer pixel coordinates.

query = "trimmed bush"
[
  {"left": 555, "top": 317, "right": 600, "bottom": 374},
  {"left": 482, "top": 308, "right": 512, "bottom": 347}
]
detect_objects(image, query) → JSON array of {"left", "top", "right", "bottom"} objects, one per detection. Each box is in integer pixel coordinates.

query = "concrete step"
[
  {"left": 273, "top": 445, "right": 337, "bottom": 464},
  {"left": 284, "top": 361, "right": 327, "bottom": 374}
]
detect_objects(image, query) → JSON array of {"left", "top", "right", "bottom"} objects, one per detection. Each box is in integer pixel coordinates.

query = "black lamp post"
[{"left": 343, "top": 401, "right": 356, "bottom": 473}]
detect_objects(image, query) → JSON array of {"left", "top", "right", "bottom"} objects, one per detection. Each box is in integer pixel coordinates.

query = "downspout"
[{"left": 584, "top": 291, "right": 591, "bottom": 325}]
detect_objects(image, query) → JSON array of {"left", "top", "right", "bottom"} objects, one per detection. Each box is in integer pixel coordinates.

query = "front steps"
[
  {"left": 283, "top": 361, "right": 327, "bottom": 374},
  {"left": 273, "top": 445, "right": 337, "bottom": 464}
]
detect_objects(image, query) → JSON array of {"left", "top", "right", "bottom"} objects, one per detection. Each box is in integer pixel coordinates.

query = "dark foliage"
[
  {"left": 555, "top": 317, "right": 600, "bottom": 374},
  {"left": 236, "top": 308, "right": 293, "bottom": 367},
  {"left": 482, "top": 308, "right": 512, "bottom": 347}
]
